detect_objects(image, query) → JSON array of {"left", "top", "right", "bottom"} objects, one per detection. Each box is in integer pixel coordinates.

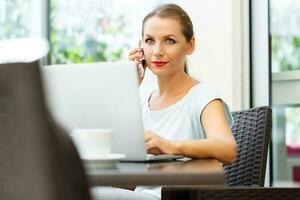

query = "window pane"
[
  {"left": 270, "top": 0, "right": 300, "bottom": 185},
  {"left": 285, "top": 107, "right": 300, "bottom": 145},
  {"left": 271, "top": 0, "right": 300, "bottom": 72},
  {"left": 49, "top": 0, "right": 181, "bottom": 64},
  {"left": 272, "top": 105, "right": 300, "bottom": 184},
  {"left": 0, "top": 0, "right": 31, "bottom": 39}
]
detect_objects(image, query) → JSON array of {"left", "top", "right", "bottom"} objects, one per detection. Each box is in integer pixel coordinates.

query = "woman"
[{"left": 94, "top": 3, "right": 236, "bottom": 200}]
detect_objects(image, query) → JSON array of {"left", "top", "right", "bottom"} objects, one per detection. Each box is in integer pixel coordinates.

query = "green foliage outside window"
[
  {"left": 50, "top": 27, "right": 130, "bottom": 64},
  {"left": 49, "top": 0, "right": 130, "bottom": 64},
  {"left": 272, "top": 35, "right": 300, "bottom": 72},
  {"left": 0, "top": 0, "right": 30, "bottom": 39}
]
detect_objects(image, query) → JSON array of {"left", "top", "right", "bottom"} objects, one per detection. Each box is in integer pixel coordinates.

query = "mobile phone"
[{"left": 138, "top": 40, "right": 145, "bottom": 78}]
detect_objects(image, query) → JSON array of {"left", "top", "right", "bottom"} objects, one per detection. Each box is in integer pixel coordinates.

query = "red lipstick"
[{"left": 151, "top": 61, "right": 169, "bottom": 68}]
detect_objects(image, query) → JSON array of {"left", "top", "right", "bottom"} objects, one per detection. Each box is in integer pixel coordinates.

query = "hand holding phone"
[{"left": 138, "top": 39, "right": 145, "bottom": 78}]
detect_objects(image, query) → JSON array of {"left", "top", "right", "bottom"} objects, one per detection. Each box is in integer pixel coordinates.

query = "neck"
[{"left": 157, "top": 71, "right": 192, "bottom": 98}]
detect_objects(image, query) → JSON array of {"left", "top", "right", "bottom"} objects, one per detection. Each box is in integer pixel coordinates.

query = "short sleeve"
[
  {"left": 222, "top": 101, "right": 234, "bottom": 128},
  {"left": 189, "top": 84, "right": 234, "bottom": 137}
]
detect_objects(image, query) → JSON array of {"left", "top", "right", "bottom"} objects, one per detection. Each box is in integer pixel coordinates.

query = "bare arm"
[{"left": 145, "top": 99, "right": 237, "bottom": 164}]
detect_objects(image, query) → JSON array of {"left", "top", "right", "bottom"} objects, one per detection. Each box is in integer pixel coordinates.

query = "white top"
[{"left": 135, "top": 82, "right": 234, "bottom": 199}]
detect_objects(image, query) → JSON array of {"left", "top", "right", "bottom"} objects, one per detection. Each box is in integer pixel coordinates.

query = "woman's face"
[{"left": 142, "top": 16, "right": 194, "bottom": 77}]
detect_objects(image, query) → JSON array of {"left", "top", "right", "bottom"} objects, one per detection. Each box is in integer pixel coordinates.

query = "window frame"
[{"left": 250, "top": 0, "right": 271, "bottom": 186}]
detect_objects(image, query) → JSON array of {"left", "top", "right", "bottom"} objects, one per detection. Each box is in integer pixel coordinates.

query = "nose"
[{"left": 152, "top": 43, "right": 164, "bottom": 57}]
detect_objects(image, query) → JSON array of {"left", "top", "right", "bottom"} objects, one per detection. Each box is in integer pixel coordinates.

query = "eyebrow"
[{"left": 144, "top": 34, "right": 176, "bottom": 38}]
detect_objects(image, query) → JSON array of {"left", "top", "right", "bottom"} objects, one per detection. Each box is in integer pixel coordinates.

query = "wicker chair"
[
  {"left": 161, "top": 106, "right": 300, "bottom": 199},
  {"left": 224, "top": 106, "right": 272, "bottom": 187}
]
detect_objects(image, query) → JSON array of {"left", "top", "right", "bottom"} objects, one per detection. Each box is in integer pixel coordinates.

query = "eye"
[
  {"left": 165, "top": 38, "right": 176, "bottom": 44},
  {"left": 145, "top": 38, "right": 154, "bottom": 45}
]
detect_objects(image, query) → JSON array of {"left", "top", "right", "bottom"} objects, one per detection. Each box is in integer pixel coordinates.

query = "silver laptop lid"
[{"left": 41, "top": 61, "right": 147, "bottom": 160}]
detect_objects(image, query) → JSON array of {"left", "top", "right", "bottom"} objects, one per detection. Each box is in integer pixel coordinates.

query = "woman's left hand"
[{"left": 145, "top": 131, "right": 180, "bottom": 155}]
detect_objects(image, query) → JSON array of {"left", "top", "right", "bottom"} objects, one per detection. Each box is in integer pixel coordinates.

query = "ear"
[{"left": 186, "top": 36, "right": 195, "bottom": 55}]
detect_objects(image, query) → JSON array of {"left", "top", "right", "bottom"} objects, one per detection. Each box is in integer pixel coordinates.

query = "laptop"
[{"left": 41, "top": 61, "right": 183, "bottom": 162}]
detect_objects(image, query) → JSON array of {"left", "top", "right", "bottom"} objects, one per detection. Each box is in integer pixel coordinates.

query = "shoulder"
[
  {"left": 188, "top": 83, "right": 234, "bottom": 128},
  {"left": 187, "top": 82, "right": 224, "bottom": 116},
  {"left": 187, "top": 82, "right": 219, "bottom": 102}
]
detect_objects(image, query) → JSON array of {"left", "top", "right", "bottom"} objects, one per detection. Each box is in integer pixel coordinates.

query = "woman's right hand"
[{"left": 128, "top": 45, "right": 146, "bottom": 85}]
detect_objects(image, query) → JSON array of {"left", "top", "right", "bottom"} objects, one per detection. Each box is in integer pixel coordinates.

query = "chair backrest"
[
  {"left": 0, "top": 61, "right": 91, "bottom": 200},
  {"left": 224, "top": 106, "right": 272, "bottom": 187}
]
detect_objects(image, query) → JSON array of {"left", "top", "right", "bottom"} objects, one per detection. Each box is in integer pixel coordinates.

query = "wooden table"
[{"left": 86, "top": 158, "right": 225, "bottom": 187}]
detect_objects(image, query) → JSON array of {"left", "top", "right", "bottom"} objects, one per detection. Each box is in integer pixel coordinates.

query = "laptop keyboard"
[{"left": 146, "top": 154, "right": 184, "bottom": 161}]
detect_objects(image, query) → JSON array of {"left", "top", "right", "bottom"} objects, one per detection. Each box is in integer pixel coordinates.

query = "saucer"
[{"left": 82, "top": 154, "right": 126, "bottom": 168}]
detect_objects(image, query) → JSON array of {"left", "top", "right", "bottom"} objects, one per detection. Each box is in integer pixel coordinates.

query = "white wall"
[{"left": 182, "top": 0, "right": 245, "bottom": 111}]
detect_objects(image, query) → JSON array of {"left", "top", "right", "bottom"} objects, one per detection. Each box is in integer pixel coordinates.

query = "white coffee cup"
[{"left": 71, "top": 129, "right": 113, "bottom": 159}]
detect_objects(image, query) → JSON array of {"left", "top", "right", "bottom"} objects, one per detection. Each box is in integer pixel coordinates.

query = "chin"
[
  {"left": 149, "top": 67, "right": 164, "bottom": 75},
  {"left": 153, "top": 71, "right": 171, "bottom": 78}
]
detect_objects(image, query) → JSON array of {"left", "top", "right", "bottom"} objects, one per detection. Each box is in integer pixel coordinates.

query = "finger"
[
  {"left": 144, "top": 134, "right": 151, "bottom": 142},
  {"left": 128, "top": 52, "right": 140, "bottom": 61},
  {"left": 145, "top": 139, "right": 156, "bottom": 149},
  {"left": 146, "top": 139, "right": 160, "bottom": 153},
  {"left": 128, "top": 48, "right": 143, "bottom": 59},
  {"left": 129, "top": 52, "right": 144, "bottom": 63},
  {"left": 128, "top": 47, "right": 142, "bottom": 55},
  {"left": 148, "top": 147, "right": 162, "bottom": 155},
  {"left": 145, "top": 132, "right": 155, "bottom": 141}
]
